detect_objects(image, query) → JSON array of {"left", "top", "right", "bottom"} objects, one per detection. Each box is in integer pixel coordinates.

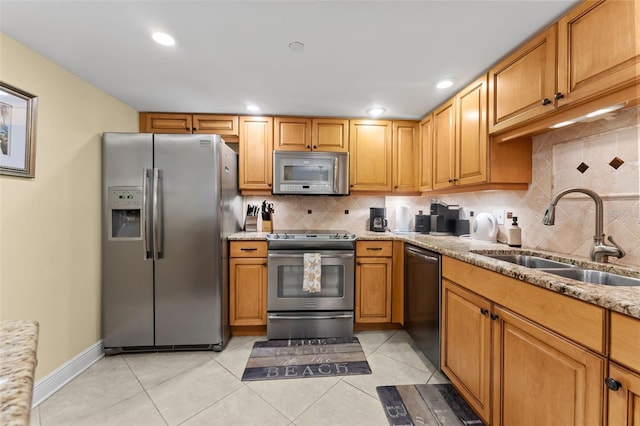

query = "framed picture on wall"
[{"left": 0, "top": 81, "right": 38, "bottom": 178}]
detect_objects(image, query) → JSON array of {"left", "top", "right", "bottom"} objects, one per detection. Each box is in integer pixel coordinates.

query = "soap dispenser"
[{"left": 507, "top": 217, "right": 522, "bottom": 247}]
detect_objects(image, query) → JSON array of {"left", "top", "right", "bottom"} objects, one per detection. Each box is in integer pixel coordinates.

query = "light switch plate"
[{"left": 493, "top": 209, "right": 506, "bottom": 225}]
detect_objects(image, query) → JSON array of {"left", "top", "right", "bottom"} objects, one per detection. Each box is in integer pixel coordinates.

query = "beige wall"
[{"left": 0, "top": 34, "right": 138, "bottom": 380}]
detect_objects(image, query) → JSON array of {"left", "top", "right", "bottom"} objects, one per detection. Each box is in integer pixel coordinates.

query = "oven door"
[{"left": 267, "top": 250, "right": 354, "bottom": 311}]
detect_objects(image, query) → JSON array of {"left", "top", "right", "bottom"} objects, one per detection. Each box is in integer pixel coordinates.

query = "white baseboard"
[{"left": 32, "top": 340, "right": 104, "bottom": 408}]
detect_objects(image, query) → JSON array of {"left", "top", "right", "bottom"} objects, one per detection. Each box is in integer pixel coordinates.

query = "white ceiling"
[{"left": 0, "top": 0, "right": 579, "bottom": 120}]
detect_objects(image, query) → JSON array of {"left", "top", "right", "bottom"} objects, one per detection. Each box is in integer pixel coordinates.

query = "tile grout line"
[{"left": 121, "top": 354, "right": 170, "bottom": 426}]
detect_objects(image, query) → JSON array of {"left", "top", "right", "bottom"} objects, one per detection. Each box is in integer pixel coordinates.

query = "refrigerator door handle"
[
  {"left": 152, "top": 168, "right": 161, "bottom": 261},
  {"left": 143, "top": 168, "right": 151, "bottom": 259}
]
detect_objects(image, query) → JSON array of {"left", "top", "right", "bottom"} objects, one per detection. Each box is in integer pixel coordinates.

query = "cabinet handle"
[
  {"left": 240, "top": 247, "right": 258, "bottom": 251},
  {"left": 267, "top": 183, "right": 272, "bottom": 187},
  {"left": 367, "top": 247, "right": 383, "bottom": 251},
  {"left": 554, "top": 92, "right": 564, "bottom": 100},
  {"left": 350, "top": 184, "right": 354, "bottom": 188},
  {"left": 313, "top": 145, "right": 317, "bottom": 149},
  {"left": 262, "top": 262, "right": 267, "bottom": 266},
  {"left": 306, "top": 145, "right": 311, "bottom": 149},
  {"left": 605, "top": 377, "right": 622, "bottom": 391},
  {"left": 490, "top": 313, "right": 499, "bottom": 320},
  {"left": 480, "top": 308, "right": 489, "bottom": 315},
  {"left": 448, "top": 179, "right": 454, "bottom": 183},
  {"left": 357, "top": 261, "right": 362, "bottom": 265},
  {"left": 185, "top": 127, "right": 191, "bottom": 131},
  {"left": 394, "top": 186, "right": 399, "bottom": 189},
  {"left": 541, "top": 98, "right": 552, "bottom": 106}
]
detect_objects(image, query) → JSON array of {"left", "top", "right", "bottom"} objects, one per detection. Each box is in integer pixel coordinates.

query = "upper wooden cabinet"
[
  {"left": 557, "top": 0, "right": 640, "bottom": 108},
  {"left": 418, "top": 114, "right": 433, "bottom": 192},
  {"left": 239, "top": 116, "right": 273, "bottom": 192},
  {"left": 349, "top": 120, "right": 393, "bottom": 192},
  {"left": 488, "top": 26, "right": 557, "bottom": 134},
  {"left": 432, "top": 75, "right": 489, "bottom": 190},
  {"left": 392, "top": 121, "right": 419, "bottom": 193},
  {"left": 275, "top": 117, "right": 349, "bottom": 152},
  {"left": 139, "top": 113, "right": 239, "bottom": 139}
]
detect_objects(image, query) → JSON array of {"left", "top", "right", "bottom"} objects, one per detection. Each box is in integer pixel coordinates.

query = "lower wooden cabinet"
[
  {"left": 229, "top": 241, "right": 267, "bottom": 326},
  {"left": 355, "top": 241, "right": 393, "bottom": 323},
  {"left": 442, "top": 273, "right": 605, "bottom": 425},
  {"left": 606, "top": 363, "right": 640, "bottom": 426}
]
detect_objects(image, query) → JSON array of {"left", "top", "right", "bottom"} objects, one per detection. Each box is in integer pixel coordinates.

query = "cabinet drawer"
[
  {"left": 356, "top": 241, "right": 393, "bottom": 257},
  {"left": 443, "top": 256, "right": 605, "bottom": 353},
  {"left": 610, "top": 311, "right": 640, "bottom": 373},
  {"left": 230, "top": 241, "right": 268, "bottom": 258}
]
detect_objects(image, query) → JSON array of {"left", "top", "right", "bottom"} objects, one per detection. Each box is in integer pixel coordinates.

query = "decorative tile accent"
[
  {"left": 609, "top": 157, "right": 624, "bottom": 169},
  {"left": 577, "top": 162, "right": 589, "bottom": 173}
]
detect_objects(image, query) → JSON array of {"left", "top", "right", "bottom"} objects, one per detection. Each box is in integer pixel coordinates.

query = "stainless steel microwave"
[{"left": 272, "top": 151, "right": 349, "bottom": 195}]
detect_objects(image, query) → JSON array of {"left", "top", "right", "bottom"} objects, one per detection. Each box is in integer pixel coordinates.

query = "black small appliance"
[
  {"left": 415, "top": 212, "right": 430, "bottom": 233},
  {"left": 369, "top": 207, "right": 387, "bottom": 232}
]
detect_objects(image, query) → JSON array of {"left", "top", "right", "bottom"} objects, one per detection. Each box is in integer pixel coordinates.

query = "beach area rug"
[
  {"left": 241, "top": 337, "right": 372, "bottom": 381},
  {"left": 376, "top": 383, "right": 484, "bottom": 425}
]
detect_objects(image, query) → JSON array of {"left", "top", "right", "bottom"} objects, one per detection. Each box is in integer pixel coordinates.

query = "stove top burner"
[{"left": 266, "top": 230, "right": 356, "bottom": 241}]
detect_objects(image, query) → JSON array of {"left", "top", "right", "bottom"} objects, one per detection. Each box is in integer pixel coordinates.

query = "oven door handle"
[
  {"left": 268, "top": 253, "right": 354, "bottom": 259},
  {"left": 268, "top": 313, "right": 354, "bottom": 320}
]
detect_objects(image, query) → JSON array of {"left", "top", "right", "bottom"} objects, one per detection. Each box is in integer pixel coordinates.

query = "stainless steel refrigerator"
[{"left": 101, "top": 133, "right": 242, "bottom": 354}]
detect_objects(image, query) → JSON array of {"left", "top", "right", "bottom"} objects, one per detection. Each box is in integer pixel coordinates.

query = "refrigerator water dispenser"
[{"left": 108, "top": 186, "right": 142, "bottom": 240}]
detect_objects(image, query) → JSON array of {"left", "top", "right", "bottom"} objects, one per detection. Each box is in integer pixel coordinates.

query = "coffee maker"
[{"left": 369, "top": 207, "right": 387, "bottom": 232}]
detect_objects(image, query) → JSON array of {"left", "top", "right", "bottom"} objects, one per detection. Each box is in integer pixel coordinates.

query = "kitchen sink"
[
  {"left": 539, "top": 268, "right": 640, "bottom": 287},
  {"left": 481, "top": 254, "right": 577, "bottom": 269}
]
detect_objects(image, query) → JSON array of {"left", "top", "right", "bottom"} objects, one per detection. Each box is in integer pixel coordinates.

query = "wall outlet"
[{"left": 493, "top": 209, "right": 506, "bottom": 225}]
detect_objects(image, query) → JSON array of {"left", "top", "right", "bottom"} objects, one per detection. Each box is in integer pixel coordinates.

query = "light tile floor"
[{"left": 30, "top": 330, "right": 449, "bottom": 426}]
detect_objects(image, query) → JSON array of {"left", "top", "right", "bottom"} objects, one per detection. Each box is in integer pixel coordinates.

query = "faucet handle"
[{"left": 607, "top": 235, "right": 626, "bottom": 258}]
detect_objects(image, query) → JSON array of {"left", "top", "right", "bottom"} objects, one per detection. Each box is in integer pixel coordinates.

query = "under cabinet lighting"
[{"left": 548, "top": 103, "right": 627, "bottom": 129}]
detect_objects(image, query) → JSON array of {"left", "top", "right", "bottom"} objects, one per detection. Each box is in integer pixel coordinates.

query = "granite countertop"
[
  {"left": 229, "top": 231, "right": 640, "bottom": 319},
  {"left": 0, "top": 320, "right": 39, "bottom": 426}
]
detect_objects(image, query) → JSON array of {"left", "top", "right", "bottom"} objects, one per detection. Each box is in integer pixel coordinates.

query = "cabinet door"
[
  {"left": 432, "top": 99, "right": 456, "bottom": 189},
  {"left": 193, "top": 114, "right": 238, "bottom": 137},
  {"left": 140, "top": 113, "right": 192, "bottom": 133},
  {"left": 607, "top": 363, "right": 640, "bottom": 426},
  {"left": 349, "top": 120, "right": 392, "bottom": 192},
  {"left": 488, "top": 26, "right": 557, "bottom": 134},
  {"left": 441, "top": 279, "right": 492, "bottom": 423},
  {"left": 355, "top": 257, "right": 392, "bottom": 323},
  {"left": 312, "top": 118, "right": 349, "bottom": 152},
  {"left": 418, "top": 114, "right": 433, "bottom": 191},
  {"left": 274, "top": 117, "right": 312, "bottom": 151},
  {"left": 557, "top": 0, "right": 640, "bottom": 108},
  {"left": 392, "top": 121, "right": 419, "bottom": 193},
  {"left": 239, "top": 116, "right": 273, "bottom": 191},
  {"left": 492, "top": 306, "right": 604, "bottom": 426},
  {"left": 456, "top": 75, "right": 487, "bottom": 186},
  {"left": 229, "top": 258, "right": 267, "bottom": 326}
]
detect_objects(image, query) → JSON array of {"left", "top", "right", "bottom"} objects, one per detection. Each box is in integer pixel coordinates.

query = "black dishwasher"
[{"left": 404, "top": 244, "right": 441, "bottom": 370}]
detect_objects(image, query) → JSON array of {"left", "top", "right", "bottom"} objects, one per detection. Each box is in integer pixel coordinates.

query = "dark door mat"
[
  {"left": 376, "top": 383, "right": 484, "bottom": 425},
  {"left": 241, "top": 337, "right": 372, "bottom": 381}
]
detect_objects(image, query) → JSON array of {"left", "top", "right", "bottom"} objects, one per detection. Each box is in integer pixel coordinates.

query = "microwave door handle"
[{"left": 333, "top": 157, "right": 339, "bottom": 193}]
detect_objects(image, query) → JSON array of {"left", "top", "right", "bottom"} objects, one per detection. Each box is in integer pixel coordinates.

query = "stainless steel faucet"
[{"left": 542, "top": 187, "right": 625, "bottom": 263}]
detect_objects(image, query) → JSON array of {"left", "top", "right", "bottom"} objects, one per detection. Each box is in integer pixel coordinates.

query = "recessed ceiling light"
[
  {"left": 246, "top": 104, "right": 260, "bottom": 112},
  {"left": 152, "top": 32, "right": 175, "bottom": 46},
  {"left": 288, "top": 41, "right": 305, "bottom": 52},
  {"left": 366, "top": 107, "right": 387, "bottom": 117},
  {"left": 436, "top": 80, "right": 454, "bottom": 89}
]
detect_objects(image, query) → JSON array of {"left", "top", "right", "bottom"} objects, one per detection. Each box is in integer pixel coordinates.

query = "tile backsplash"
[{"left": 247, "top": 106, "right": 640, "bottom": 268}]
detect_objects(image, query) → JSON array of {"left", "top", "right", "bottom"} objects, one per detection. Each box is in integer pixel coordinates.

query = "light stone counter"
[
  {"left": 0, "top": 320, "right": 39, "bottom": 426},
  {"left": 229, "top": 231, "right": 640, "bottom": 319}
]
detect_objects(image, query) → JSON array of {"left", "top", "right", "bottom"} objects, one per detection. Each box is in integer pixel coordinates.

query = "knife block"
[
  {"left": 262, "top": 220, "right": 273, "bottom": 233},
  {"left": 244, "top": 216, "right": 258, "bottom": 232}
]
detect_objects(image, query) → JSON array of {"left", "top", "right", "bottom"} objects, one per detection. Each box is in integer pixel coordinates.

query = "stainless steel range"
[{"left": 266, "top": 230, "right": 356, "bottom": 339}]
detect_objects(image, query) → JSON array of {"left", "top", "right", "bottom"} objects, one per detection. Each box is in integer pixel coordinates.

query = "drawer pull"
[
  {"left": 367, "top": 247, "right": 383, "bottom": 251},
  {"left": 240, "top": 247, "right": 258, "bottom": 251},
  {"left": 605, "top": 377, "right": 622, "bottom": 391}
]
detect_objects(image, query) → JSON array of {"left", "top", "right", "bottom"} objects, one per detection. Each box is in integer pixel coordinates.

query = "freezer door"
[
  {"left": 102, "top": 133, "right": 154, "bottom": 348},
  {"left": 153, "top": 134, "right": 224, "bottom": 345}
]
